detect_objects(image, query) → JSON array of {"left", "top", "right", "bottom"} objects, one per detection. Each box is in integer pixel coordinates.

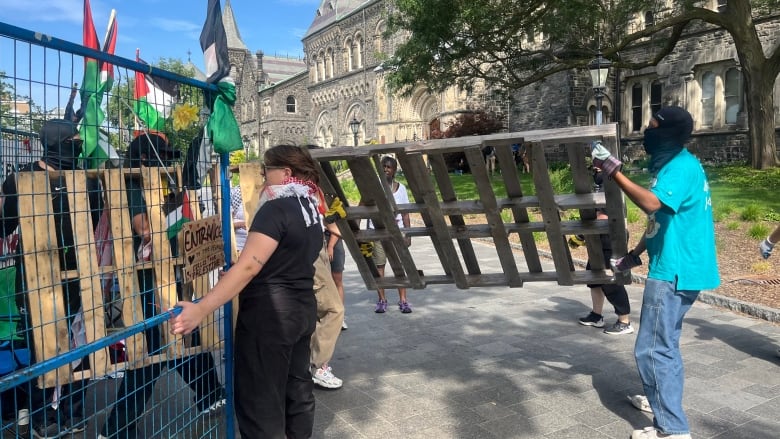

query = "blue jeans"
[{"left": 634, "top": 278, "right": 699, "bottom": 435}]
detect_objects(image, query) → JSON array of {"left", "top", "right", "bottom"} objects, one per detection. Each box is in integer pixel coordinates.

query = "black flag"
[{"left": 200, "top": 0, "right": 230, "bottom": 83}]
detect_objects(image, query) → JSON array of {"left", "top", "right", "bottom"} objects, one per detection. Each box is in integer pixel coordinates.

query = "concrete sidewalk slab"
[{"left": 315, "top": 239, "right": 780, "bottom": 438}]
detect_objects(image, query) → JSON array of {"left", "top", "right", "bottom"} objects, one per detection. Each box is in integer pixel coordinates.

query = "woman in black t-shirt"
[{"left": 173, "top": 144, "right": 323, "bottom": 439}]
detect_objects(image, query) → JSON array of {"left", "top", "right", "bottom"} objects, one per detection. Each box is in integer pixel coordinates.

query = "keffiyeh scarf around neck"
[{"left": 258, "top": 176, "right": 325, "bottom": 227}]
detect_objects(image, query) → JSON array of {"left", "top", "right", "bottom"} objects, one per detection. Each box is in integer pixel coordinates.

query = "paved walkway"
[
  {"left": 12, "top": 238, "right": 774, "bottom": 439},
  {"left": 312, "top": 239, "right": 780, "bottom": 439}
]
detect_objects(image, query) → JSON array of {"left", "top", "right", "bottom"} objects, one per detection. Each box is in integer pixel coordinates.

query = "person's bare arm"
[
  {"left": 172, "top": 231, "right": 279, "bottom": 334},
  {"left": 325, "top": 222, "right": 340, "bottom": 260},
  {"left": 612, "top": 172, "right": 662, "bottom": 214}
]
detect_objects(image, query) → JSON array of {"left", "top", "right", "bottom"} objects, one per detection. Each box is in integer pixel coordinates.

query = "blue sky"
[{"left": 0, "top": 0, "right": 318, "bottom": 68}]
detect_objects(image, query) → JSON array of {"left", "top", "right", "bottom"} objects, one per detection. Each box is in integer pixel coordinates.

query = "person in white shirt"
[{"left": 368, "top": 156, "right": 412, "bottom": 313}]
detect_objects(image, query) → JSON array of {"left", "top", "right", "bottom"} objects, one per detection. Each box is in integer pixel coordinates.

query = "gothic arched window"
[
  {"left": 650, "top": 80, "right": 663, "bottom": 116},
  {"left": 701, "top": 71, "right": 716, "bottom": 126},
  {"left": 286, "top": 96, "right": 296, "bottom": 113},
  {"left": 631, "top": 83, "right": 643, "bottom": 132},
  {"left": 724, "top": 68, "right": 742, "bottom": 124}
]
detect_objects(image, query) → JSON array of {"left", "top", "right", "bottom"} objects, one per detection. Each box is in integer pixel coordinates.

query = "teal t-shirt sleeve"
[{"left": 650, "top": 165, "right": 689, "bottom": 213}]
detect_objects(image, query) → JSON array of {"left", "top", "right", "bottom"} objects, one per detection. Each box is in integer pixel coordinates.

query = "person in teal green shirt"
[{"left": 592, "top": 106, "right": 719, "bottom": 439}]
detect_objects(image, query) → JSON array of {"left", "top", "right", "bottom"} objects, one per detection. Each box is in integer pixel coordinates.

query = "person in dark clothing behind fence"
[
  {"left": 0, "top": 119, "right": 102, "bottom": 438},
  {"left": 98, "top": 132, "right": 225, "bottom": 439}
]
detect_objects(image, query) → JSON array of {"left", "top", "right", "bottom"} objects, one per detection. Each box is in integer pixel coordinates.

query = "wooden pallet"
[
  {"left": 16, "top": 165, "right": 228, "bottom": 385},
  {"left": 309, "top": 123, "right": 631, "bottom": 291},
  {"left": 16, "top": 170, "right": 109, "bottom": 387}
]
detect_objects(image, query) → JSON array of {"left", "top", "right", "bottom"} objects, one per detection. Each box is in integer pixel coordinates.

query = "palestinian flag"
[
  {"left": 200, "top": 0, "right": 230, "bottom": 83},
  {"left": 165, "top": 191, "right": 194, "bottom": 240},
  {"left": 134, "top": 52, "right": 178, "bottom": 133},
  {"left": 79, "top": 2, "right": 117, "bottom": 169},
  {"left": 200, "top": 0, "right": 242, "bottom": 153}
]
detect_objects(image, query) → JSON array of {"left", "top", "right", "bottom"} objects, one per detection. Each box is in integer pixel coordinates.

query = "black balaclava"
[
  {"left": 39, "top": 119, "right": 82, "bottom": 170},
  {"left": 126, "top": 132, "right": 180, "bottom": 168},
  {"left": 642, "top": 106, "right": 693, "bottom": 173}
]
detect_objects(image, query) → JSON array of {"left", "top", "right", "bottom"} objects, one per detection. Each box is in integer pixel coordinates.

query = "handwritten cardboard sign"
[{"left": 180, "top": 216, "right": 225, "bottom": 282}]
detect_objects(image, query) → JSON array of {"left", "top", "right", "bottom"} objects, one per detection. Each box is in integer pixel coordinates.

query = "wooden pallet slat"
[
  {"left": 491, "top": 138, "right": 544, "bottom": 273},
  {"left": 531, "top": 142, "right": 575, "bottom": 286},
  {"left": 349, "top": 155, "right": 420, "bottom": 289},
  {"left": 314, "top": 159, "right": 378, "bottom": 289},
  {"left": 17, "top": 171, "right": 71, "bottom": 387},
  {"left": 566, "top": 142, "right": 607, "bottom": 270},
  {"left": 427, "top": 153, "right": 481, "bottom": 275},
  {"left": 104, "top": 168, "right": 148, "bottom": 366},
  {"left": 466, "top": 145, "right": 523, "bottom": 287},
  {"left": 66, "top": 170, "right": 109, "bottom": 379},
  {"left": 397, "top": 152, "right": 468, "bottom": 289},
  {"left": 140, "top": 166, "right": 180, "bottom": 357}
]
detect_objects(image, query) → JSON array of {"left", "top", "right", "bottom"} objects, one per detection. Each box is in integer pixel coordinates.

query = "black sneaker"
[
  {"left": 67, "top": 420, "right": 86, "bottom": 434},
  {"left": 31, "top": 421, "right": 63, "bottom": 439},
  {"left": 578, "top": 311, "right": 604, "bottom": 327},
  {"left": 604, "top": 321, "right": 634, "bottom": 335}
]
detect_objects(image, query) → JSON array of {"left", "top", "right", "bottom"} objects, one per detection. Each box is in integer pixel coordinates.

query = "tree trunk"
[{"left": 742, "top": 68, "right": 779, "bottom": 169}]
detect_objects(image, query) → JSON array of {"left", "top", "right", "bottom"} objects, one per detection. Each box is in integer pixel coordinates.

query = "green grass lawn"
[{"left": 623, "top": 165, "right": 780, "bottom": 222}]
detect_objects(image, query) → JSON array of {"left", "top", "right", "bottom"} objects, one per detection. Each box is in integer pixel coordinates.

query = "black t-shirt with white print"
[{"left": 243, "top": 196, "right": 322, "bottom": 295}]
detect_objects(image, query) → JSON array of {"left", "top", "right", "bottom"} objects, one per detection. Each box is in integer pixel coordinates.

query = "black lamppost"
[
  {"left": 349, "top": 116, "right": 361, "bottom": 146},
  {"left": 588, "top": 51, "right": 612, "bottom": 126}
]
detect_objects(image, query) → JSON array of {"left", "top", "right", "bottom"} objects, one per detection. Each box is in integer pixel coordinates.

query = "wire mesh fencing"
[{"left": 0, "top": 21, "right": 234, "bottom": 439}]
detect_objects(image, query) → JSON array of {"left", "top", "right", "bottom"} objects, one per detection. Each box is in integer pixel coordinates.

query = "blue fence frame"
[{"left": 0, "top": 20, "right": 235, "bottom": 439}]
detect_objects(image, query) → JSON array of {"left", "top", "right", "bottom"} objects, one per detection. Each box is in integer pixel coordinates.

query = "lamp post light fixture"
[
  {"left": 349, "top": 116, "right": 361, "bottom": 147},
  {"left": 242, "top": 136, "right": 250, "bottom": 158},
  {"left": 588, "top": 51, "right": 612, "bottom": 126}
]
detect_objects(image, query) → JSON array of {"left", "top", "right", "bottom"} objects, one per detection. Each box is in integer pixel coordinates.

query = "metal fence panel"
[{"left": 0, "top": 21, "right": 233, "bottom": 439}]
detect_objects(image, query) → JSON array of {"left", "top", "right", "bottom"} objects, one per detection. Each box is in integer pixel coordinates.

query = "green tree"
[
  {"left": 430, "top": 110, "right": 504, "bottom": 170},
  {"left": 386, "top": 0, "right": 780, "bottom": 169},
  {"left": 0, "top": 72, "right": 18, "bottom": 133},
  {"left": 105, "top": 57, "right": 203, "bottom": 152}
]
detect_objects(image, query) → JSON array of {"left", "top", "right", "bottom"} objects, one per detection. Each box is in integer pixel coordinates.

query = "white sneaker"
[
  {"left": 17, "top": 409, "right": 29, "bottom": 426},
  {"left": 628, "top": 394, "right": 653, "bottom": 413},
  {"left": 312, "top": 365, "right": 343, "bottom": 389},
  {"left": 631, "top": 426, "right": 691, "bottom": 439}
]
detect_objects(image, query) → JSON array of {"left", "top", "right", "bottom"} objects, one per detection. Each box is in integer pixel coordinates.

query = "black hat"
[
  {"left": 653, "top": 106, "right": 693, "bottom": 145},
  {"left": 39, "top": 119, "right": 78, "bottom": 148},
  {"left": 127, "top": 131, "right": 180, "bottom": 167},
  {"left": 39, "top": 119, "right": 82, "bottom": 170}
]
